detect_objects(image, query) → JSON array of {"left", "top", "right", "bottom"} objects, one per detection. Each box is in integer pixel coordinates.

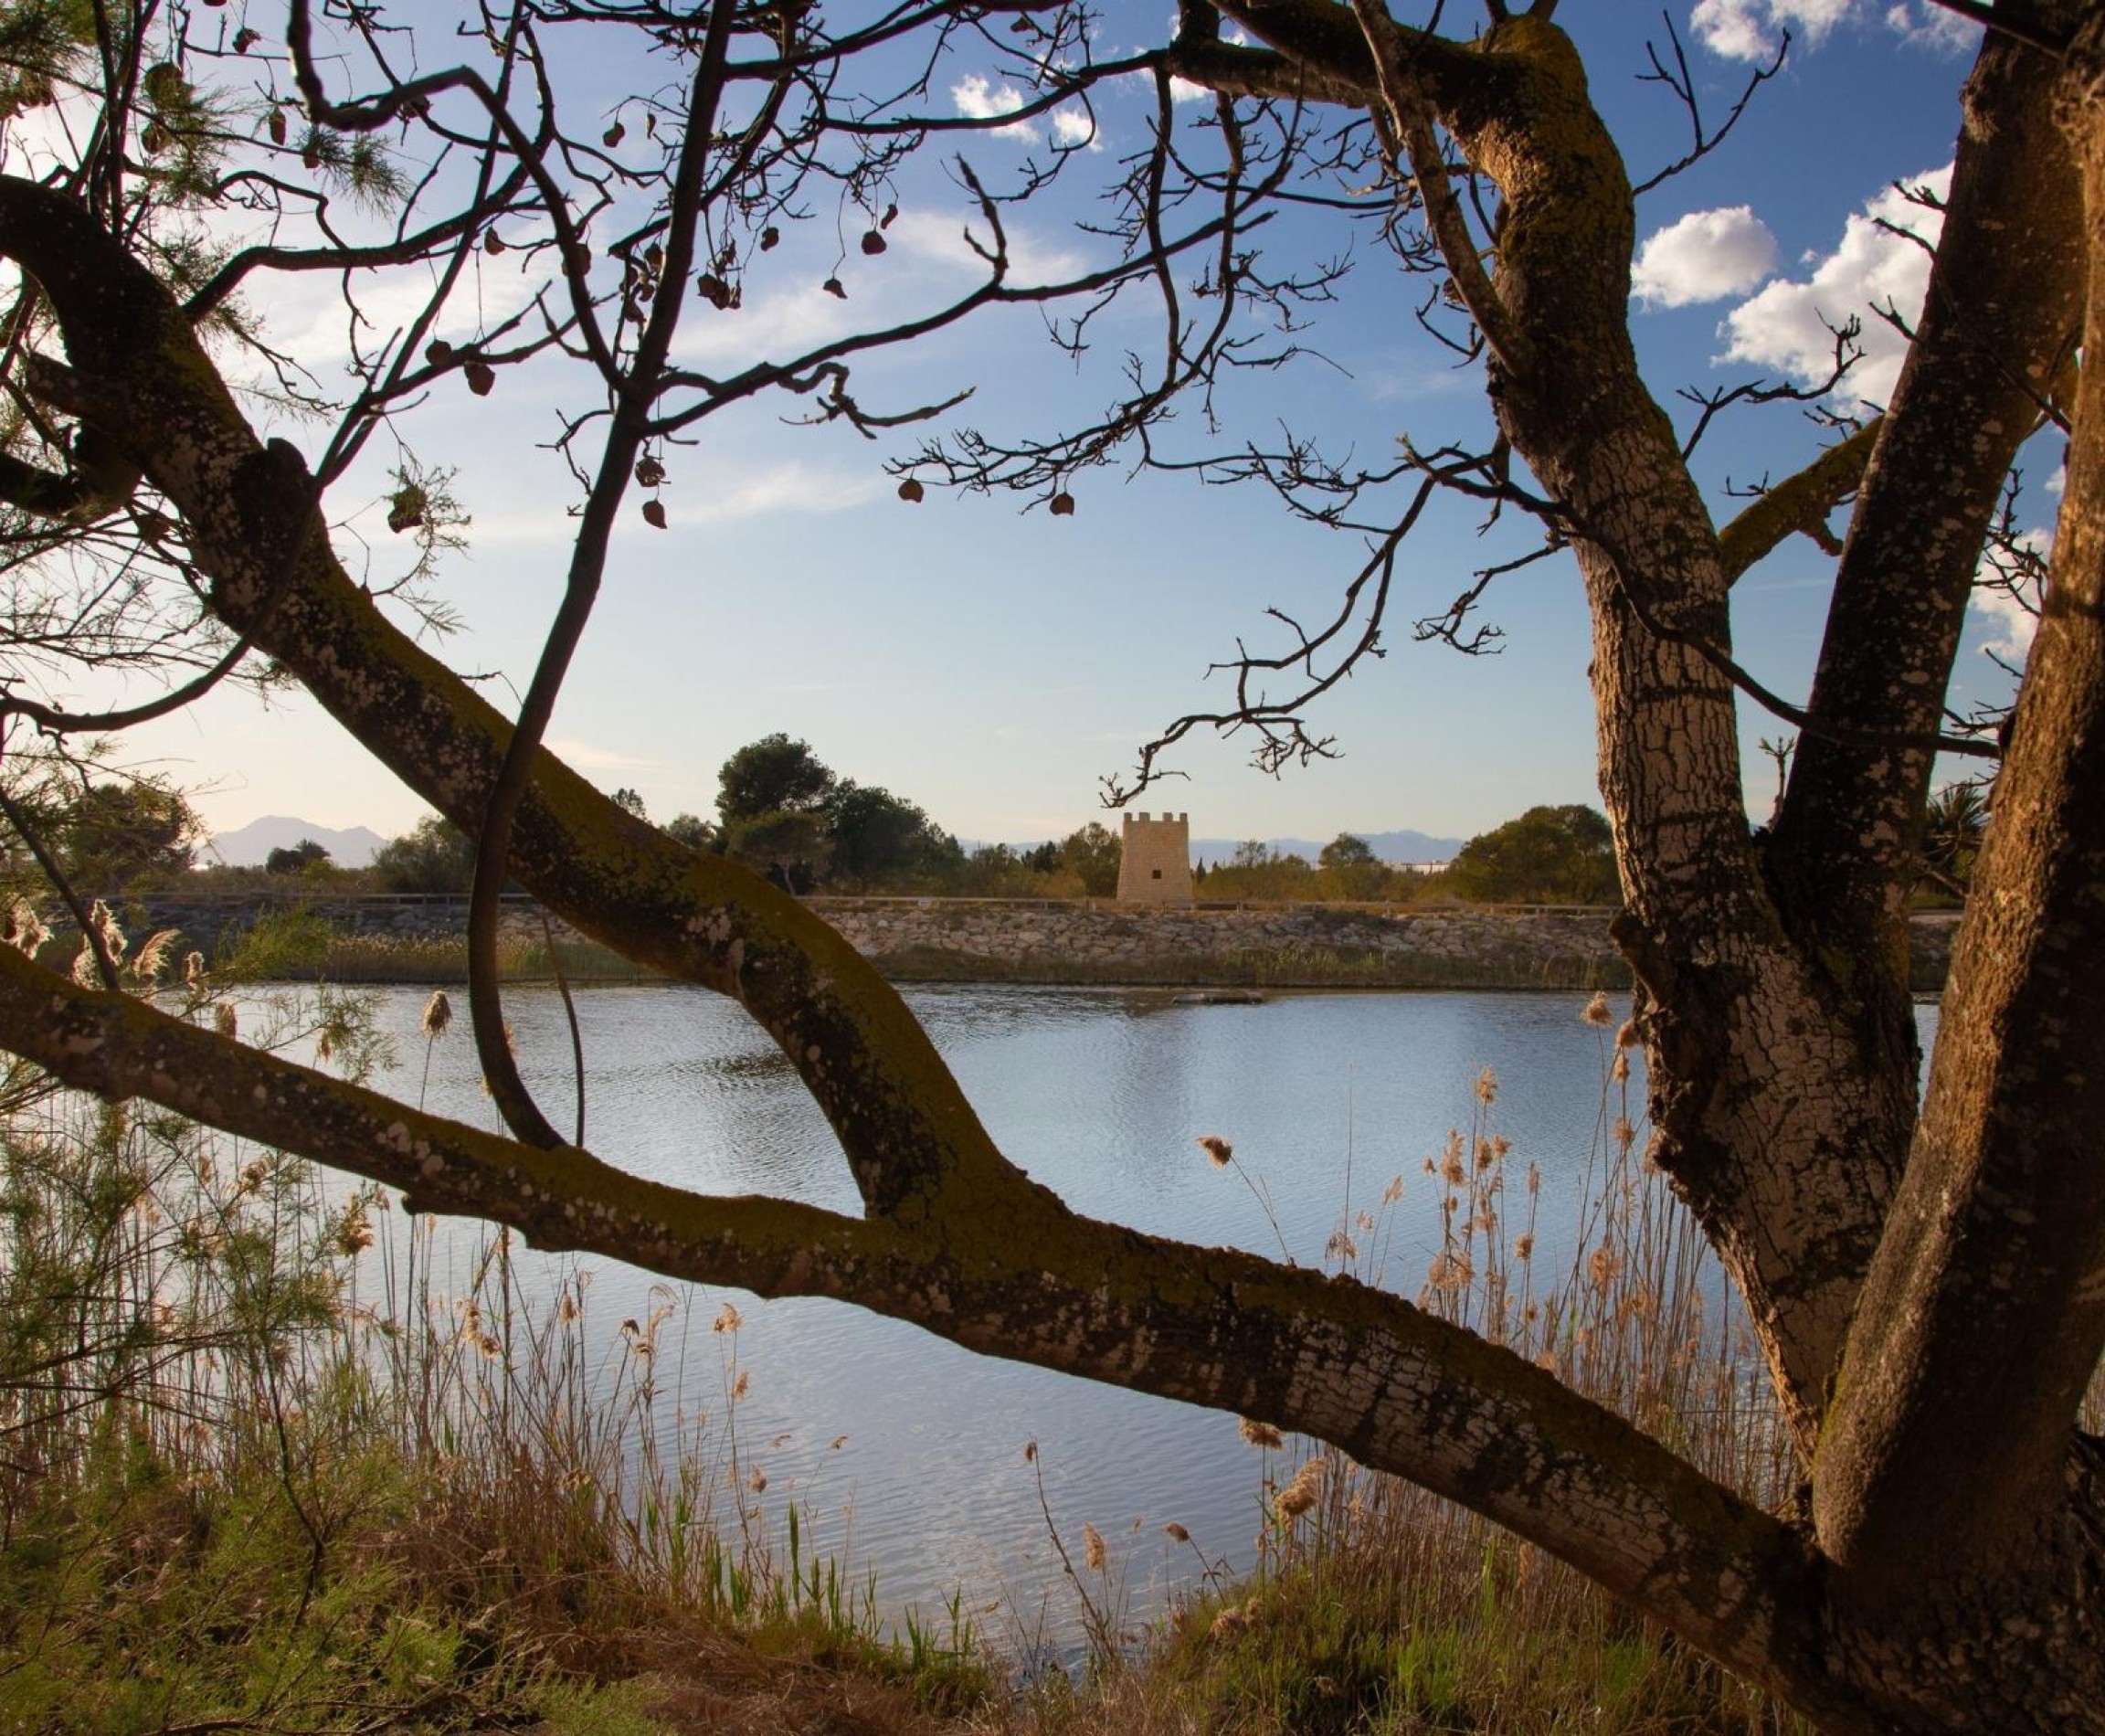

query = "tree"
[
  {"left": 1441, "top": 805, "right": 1619, "bottom": 905},
  {"left": 1207, "top": 843, "right": 1317, "bottom": 901},
  {"left": 1319, "top": 833, "right": 1377, "bottom": 872},
  {"left": 1922, "top": 779, "right": 1990, "bottom": 896},
  {"left": 264, "top": 838, "right": 331, "bottom": 876},
  {"left": 59, "top": 780, "right": 201, "bottom": 890},
  {"left": 724, "top": 810, "right": 831, "bottom": 895},
  {"left": 368, "top": 818, "right": 477, "bottom": 895},
  {"left": 823, "top": 782, "right": 953, "bottom": 889},
  {"left": 1, "top": 5, "right": 2102, "bottom": 1730},
  {"left": 1317, "top": 832, "right": 1389, "bottom": 900},
  {"left": 716, "top": 736, "right": 837, "bottom": 829},
  {"left": 1059, "top": 822, "right": 1122, "bottom": 897},
  {"left": 610, "top": 787, "right": 647, "bottom": 820},
  {"left": 663, "top": 813, "right": 717, "bottom": 853}
]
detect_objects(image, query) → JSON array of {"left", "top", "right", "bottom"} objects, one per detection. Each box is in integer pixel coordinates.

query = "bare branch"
[{"left": 1631, "top": 12, "right": 1787, "bottom": 198}]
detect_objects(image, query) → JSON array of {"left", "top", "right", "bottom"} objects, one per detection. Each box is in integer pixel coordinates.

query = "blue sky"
[{"left": 122, "top": 0, "right": 2033, "bottom": 850}]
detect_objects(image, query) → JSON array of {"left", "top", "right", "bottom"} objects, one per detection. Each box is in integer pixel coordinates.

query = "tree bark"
[{"left": 1814, "top": 1, "right": 2105, "bottom": 1610}]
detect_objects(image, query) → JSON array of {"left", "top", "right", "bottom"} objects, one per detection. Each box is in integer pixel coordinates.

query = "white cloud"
[
  {"left": 675, "top": 281, "right": 859, "bottom": 368},
  {"left": 952, "top": 73, "right": 1041, "bottom": 143},
  {"left": 473, "top": 461, "right": 884, "bottom": 541},
  {"left": 954, "top": 73, "right": 1100, "bottom": 149},
  {"left": 1719, "top": 165, "right": 1950, "bottom": 408},
  {"left": 1973, "top": 527, "right": 2048, "bottom": 664},
  {"left": 1690, "top": 0, "right": 1856, "bottom": 59},
  {"left": 1633, "top": 206, "right": 1777, "bottom": 308},
  {"left": 1052, "top": 107, "right": 1103, "bottom": 150},
  {"left": 659, "top": 461, "right": 886, "bottom": 526},
  {"left": 546, "top": 738, "right": 660, "bottom": 771},
  {"left": 1885, "top": 2, "right": 1980, "bottom": 51},
  {"left": 885, "top": 208, "right": 1088, "bottom": 284},
  {"left": 1692, "top": 0, "right": 1974, "bottom": 59}
]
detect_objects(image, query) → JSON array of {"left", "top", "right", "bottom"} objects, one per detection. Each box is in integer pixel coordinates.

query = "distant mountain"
[
  {"left": 207, "top": 816, "right": 390, "bottom": 868},
  {"left": 1188, "top": 830, "right": 1465, "bottom": 868}
]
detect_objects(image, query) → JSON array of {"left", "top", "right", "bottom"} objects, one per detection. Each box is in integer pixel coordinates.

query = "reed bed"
[
  {"left": 3, "top": 966, "right": 1841, "bottom": 1733},
  {"left": 0, "top": 990, "right": 984, "bottom": 1735},
  {"left": 1030, "top": 991, "right": 1805, "bottom": 1735},
  {"left": 222, "top": 905, "right": 654, "bottom": 984}
]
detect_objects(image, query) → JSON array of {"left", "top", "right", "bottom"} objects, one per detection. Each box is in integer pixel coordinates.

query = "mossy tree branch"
[{"left": 1718, "top": 421, "right": 1880, "bottom": 584}]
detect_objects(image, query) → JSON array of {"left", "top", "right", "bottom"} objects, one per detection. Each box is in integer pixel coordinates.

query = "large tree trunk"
[{"left": 1401, "top": 12, "right": 2082, "bottom": 1459}]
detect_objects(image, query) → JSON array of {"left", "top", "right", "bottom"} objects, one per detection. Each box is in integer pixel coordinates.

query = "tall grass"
[
  {"left": 1036, "top": 992, "right": 1804, "bottom": 1735},
  {"left": 5, "top": 958, "right": 1829, "bottom": 1735},
  {"left": 223, "top": 906, "right": 653, "bottom": 985},
  {"left": 0, "top": 986, "right": 986, "bottom": 1734}
]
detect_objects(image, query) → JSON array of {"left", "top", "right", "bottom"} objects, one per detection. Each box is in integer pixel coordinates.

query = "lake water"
[{"left": 349, "top": 981, "right": 1937, "bottom": 1647}]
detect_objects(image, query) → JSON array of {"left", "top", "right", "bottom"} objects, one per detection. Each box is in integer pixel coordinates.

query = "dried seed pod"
[
  {"left": 603, "top": 120, "right": 625, "bottom": 147},
  {"left": 821, "top": 277, "right": 846, "bottom": 299},
  {"left": 1049, "top": 491, "right": 1075, "bottom": 516},
  {"left": 268, "top": 107, "right": 287, "bottom": 145},
  {"left": 635, "top": 456, "right": 666, "bottom": 488},
  {"left": 483, "top": 230, "right": 503, "bottom": 255},
  {"left": 641, "top": 499, "right": 667, "bottom": 529},
  {"left": 861, "top": 230, "right": 886, "bottom": 256},
  {"left": 896, "top": 478, "right": 924, "bottom": 503},
  {"left": 426, "top": 338, "right": 454, "bottom": 365},
  {"left": 464, "top": 361, "right": 496, "bottom": 396},
  {"left": 759, "top": 226, "right": 780, "bottom": 251}
]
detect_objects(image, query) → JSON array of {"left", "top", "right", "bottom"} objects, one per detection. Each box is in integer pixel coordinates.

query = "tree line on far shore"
[{"left": 4, "top": 736, "right": 1986, "bottom": 911}]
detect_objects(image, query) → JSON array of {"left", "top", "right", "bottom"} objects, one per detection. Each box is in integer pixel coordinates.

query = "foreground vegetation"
[{"left": 3, "top": 979, "right": 1824, "bottom": 1732}]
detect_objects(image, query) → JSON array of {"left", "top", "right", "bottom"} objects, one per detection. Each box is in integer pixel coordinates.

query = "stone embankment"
[
  {"left": 132, "top": 891, "right": 560, "bottom": 953},
  {"left": 814, "top": 898, "right": 1628, "bottom": 990},
  {"left": 114, "top": 890, "right": 1963, "bottom": 992}
]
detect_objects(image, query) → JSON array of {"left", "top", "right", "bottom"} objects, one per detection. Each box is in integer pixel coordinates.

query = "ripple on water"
[{"left": 344, "top": 983, "right": 1939, "bottom": 1646}]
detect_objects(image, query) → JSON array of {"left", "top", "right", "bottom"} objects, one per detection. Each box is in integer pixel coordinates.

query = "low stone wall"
[
  {"left": 106, "top": 891, "right": 1962, "bottom": 992},
  {"left": 118, "top": 892, "right": 560, "bottom": 956},
  {"left": 809, "top": 898, "right": 1629, "bottom": 990}
]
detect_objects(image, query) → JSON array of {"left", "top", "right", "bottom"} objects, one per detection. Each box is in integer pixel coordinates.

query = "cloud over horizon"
[
  {"left": 1690, "top": 0, "right": 1974, "bottom": 59},
  {"left": 1973, "top": 527, "right": 2049, "bottom": 666},
  {"left": 1633, "top": 206, "right": 1777, "bottom": 308},
  {"left": 1690, "top": 0, "right": 1855, "bottom": 59},
  {"left": 1719, "top": 165, "right": 1950, "bottom": 408}
]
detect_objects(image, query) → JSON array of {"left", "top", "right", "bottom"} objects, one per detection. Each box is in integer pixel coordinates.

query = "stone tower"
[{"left": 1116, "top": 811, "right": 1194, "bottom": 905}]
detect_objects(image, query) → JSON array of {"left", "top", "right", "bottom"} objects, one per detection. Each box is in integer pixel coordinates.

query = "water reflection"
[{"left": 346, "top": 983, "right": 1939, "bottom": 1645}]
